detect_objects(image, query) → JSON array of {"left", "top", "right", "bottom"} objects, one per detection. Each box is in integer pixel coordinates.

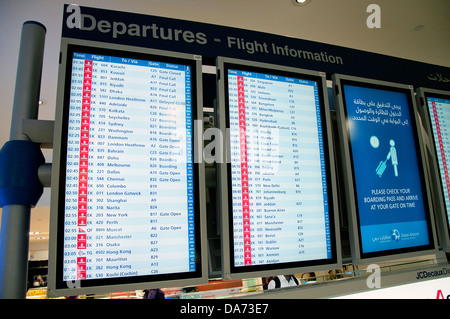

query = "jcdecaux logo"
[
  {"left": 416, "top": 267, "right": 450, "bottom": 299},
  {"left": 415, "top": 267, "right": 450, "bottom": 280}
]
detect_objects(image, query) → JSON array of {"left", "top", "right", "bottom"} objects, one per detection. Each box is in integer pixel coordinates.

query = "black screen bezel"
[
  {"left": 55, "top": 44, "right": 203, "bottom": 290},
  {"left": 222, "top": 62, "right": 339, "bottom": 275}
]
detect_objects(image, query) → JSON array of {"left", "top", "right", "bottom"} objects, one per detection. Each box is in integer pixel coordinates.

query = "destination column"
[{"left": 83, "top": 57, "right": 155, "bottom": 279}]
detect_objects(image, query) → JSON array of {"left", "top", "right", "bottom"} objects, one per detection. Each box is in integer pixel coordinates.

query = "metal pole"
[
  {"left": 0, "top": 21, "right": 46, "bottom": 299},
  {"left": 0, "top": 206, "right": 32, "bottom": 298},
  {"left": 9, "top": 21, "right": 46, "bottom": 141}
]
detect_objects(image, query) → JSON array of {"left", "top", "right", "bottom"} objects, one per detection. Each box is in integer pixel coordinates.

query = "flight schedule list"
[
  {"left": 227, "top": 69, "right": 332, "bottom": 267},
  {"left": 63, "top": 52, "right": 196, "bottom": 281},
  {"left": 428, "top": 96, "right": 450, "bottom": 227}
]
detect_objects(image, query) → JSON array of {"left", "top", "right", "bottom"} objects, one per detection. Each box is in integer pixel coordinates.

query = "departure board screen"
[
  {"left": 218, "top": 59, "right": 339, "bottom": 276},
  {"left": 53, "top": 44, "right": 204, "bottom": 291},
  {"left": 334, "top": 75, "right": 436, "bottom": 262},
  {"left": 424, "top": 93, "right": 450, "bottom": 238}
]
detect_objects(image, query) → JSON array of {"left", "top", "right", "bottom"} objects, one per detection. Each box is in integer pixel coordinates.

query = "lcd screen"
[
  {"left": 333, "top": 74, "right": 436, "bottom": 262},
  {"left": 418, "top": 88, "right": 450, "bottom": 250},
  {"left": 49, "top": 41, "right": 206, "bottom": 295},
  {"left": 218, "top": 58, "right": 340, "bottom": 278}
]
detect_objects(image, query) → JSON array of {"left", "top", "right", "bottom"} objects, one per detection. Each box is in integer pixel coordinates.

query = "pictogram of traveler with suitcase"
[{"left": 376, "top": 139, "right": 398, "bottom": 178}]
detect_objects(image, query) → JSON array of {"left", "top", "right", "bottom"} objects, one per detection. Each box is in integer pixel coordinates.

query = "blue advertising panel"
[{"left": 333, "top": 74, "right": 437, "bottom": 263}]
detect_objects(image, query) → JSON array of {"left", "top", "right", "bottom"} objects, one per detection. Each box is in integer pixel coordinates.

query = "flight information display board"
[
  {"left": 416, "top": 87, "right": 450, "bottom": 252},
  {"left": 217, "top": 57, "right": 340, "bottom": 278},
  {"left": 48, "top": 40, "right": 206, "bottom": 296},
  {"left": 333, "top": 74, "right": 437, "bottom": 264}
]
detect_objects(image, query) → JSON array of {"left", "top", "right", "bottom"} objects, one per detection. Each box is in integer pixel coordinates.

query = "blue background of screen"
[{"left": 343, "top": 84, "right": 431, "bottom": 254}]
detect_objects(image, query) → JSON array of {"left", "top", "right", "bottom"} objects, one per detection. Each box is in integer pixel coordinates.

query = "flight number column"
[
  {"left": 228, "top": 73, "right": 246, "bottom": 267},
  {"left": 76, "top": 59, "right": 93, "bottom": 280},
  {"left": 237, "top": 76, "right": 252, "bottom": 265}
]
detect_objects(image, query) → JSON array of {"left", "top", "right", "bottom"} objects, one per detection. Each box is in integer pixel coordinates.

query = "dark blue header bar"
[{"left": 62, "top": 5, "right": 450, "bottom": 91}]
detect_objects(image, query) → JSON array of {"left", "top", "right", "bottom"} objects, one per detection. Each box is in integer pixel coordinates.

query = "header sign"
[{"left": 63, "top": 5, "right": 450, "bottom": 91}]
